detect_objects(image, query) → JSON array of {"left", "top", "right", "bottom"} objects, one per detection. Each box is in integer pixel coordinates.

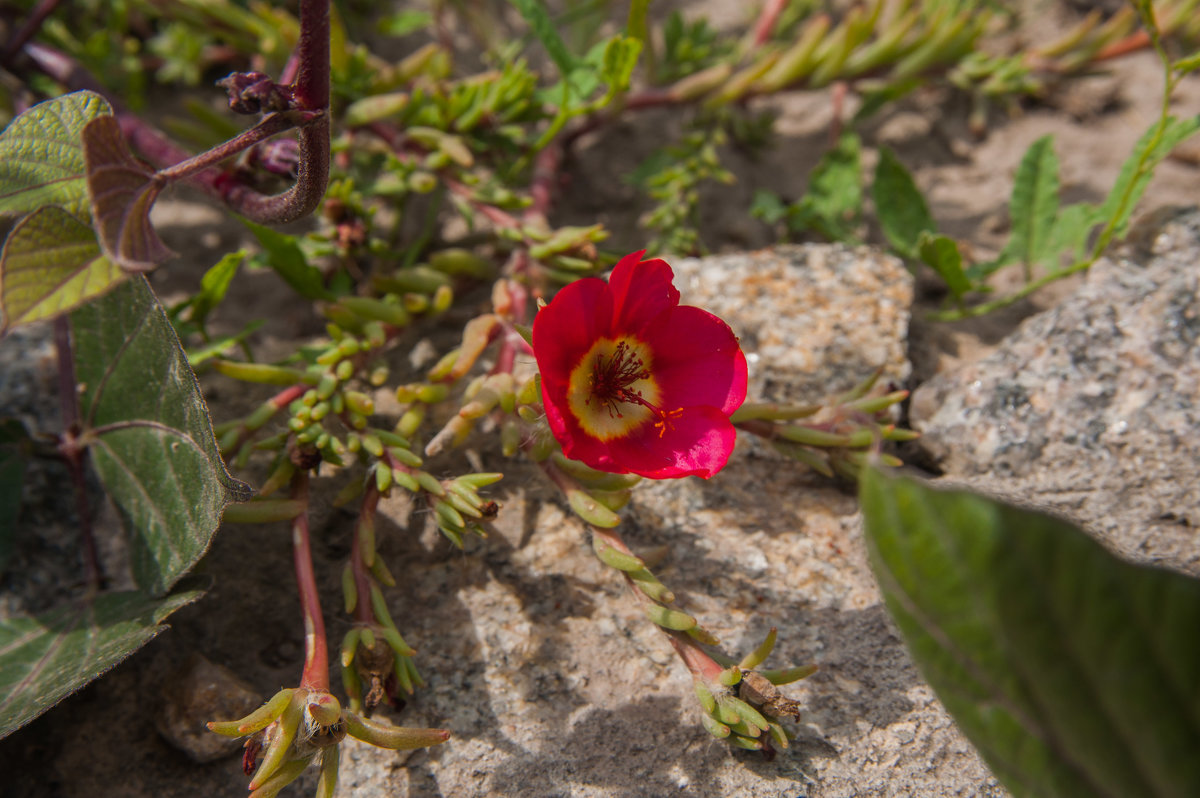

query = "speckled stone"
[
  {"left": 911, "top": 207, "right": 1200, "bottom": 574},
  {"left": 672, "top": 245, "right": 913, "bottom": 402}
]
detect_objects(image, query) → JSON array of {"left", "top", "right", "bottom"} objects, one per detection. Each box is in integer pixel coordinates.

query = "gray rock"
[{"left": 911, "top": 207, "right": 1200, "bottom": 574}]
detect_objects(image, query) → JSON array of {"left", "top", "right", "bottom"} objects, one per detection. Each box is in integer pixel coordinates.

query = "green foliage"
[
  {"left": 861, "top": 466, "right": 1200, "bottom": 798},
  {"left": 656, "top": 12, "right": 732, "bottom": 84},
  {"left": 752, "top": 132, "right": 862, "bottom": 242},
  {"left": 0, "top": 582, "right": 204, "bottom": 739},
  {"left": 632, "top": 126, "right": 733, "bottom": 255},
  {"left": 243, "top": 221, "right": 333, "bottom": 301},
  {"left": 71, "top": 277, "right": 250, "bottom": 595},
  {"left": 0, "top": 91, "right": 110, "bottom": 219},
  {"left": 872, "top": 147, "right": 934, "bottom": 259},
  {"left": 0, "top": 207, "right": 125, "bottom": 330}
]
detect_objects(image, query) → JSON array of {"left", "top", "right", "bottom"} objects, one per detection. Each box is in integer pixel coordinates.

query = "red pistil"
[{"left": 589, "top": 341, "right": 681, "bottom": 435}]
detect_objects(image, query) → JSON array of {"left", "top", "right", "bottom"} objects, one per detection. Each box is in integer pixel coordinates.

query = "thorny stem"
[
  {"left": 291, "top": 471, "right": 330, "bottom": 691},
  {"left": 53, "top": 316, "right": 101, "bottom": 593}
]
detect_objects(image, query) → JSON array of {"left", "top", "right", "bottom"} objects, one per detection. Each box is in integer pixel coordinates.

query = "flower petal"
[
  {"left": 608, "top": 251, "right": 680, "bottom": 335},
  {"left": 532, "top": 276, "right": 613, "bottom": 391},
  {"left": 541, "top": 390, "right": 629, "bottom": 474},
  {"left": 606, "top": 406, "right": 737, "bottom": 479},
  {"left": 644, "top": 306, "right": 748, "bottom": 415}
]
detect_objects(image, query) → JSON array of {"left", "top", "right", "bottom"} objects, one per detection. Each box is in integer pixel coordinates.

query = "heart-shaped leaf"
[
  {"left": 0, "top": 206, "right": 125, "bottom": 330},
  {"left": 71, "top": 277, "right": 250, "bottom": 595},
  {"left": 860, "top": 466, "right": 1200, "bottom": 798},
  {"left": 82, "top": 115, "right": 174, "bottom": 272},
  {"left": 0, "top": 582, "right": 203, "bottom": 738},
  {"left": 0, "top": 91, "right": 111, "bottom": 219}
]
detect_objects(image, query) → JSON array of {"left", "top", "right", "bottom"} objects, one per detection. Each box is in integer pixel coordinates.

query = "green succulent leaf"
[
  {"left": 872, "top": 147, "right": 934, "bottom": 258},
  {"left": 860, "top": 466, "right": 1200, "bottom": 798},
  {"left": 0, "top": 206, "right": 125, "bottom": 330},
  {"left": 71, "top": 277, "right": 251, "bottom": 595},
  {"left": 0, "top": 582, "right": 203, "bottom": 739},
  {"left": 0, "top": 91, "right": 111, "bottom": 219}
]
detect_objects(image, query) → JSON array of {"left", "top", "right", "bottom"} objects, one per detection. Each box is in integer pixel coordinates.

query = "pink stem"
[
  {"left": 751, "top": 0, "right": 788, "bottom": 46},
  {"left": 291, "top": 471, "right": 329, "bottom": 691}
]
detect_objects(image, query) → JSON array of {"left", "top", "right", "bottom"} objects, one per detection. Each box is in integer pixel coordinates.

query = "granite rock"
[{"left": 911, "top": 207, "right": 1200, "bottom": 574}]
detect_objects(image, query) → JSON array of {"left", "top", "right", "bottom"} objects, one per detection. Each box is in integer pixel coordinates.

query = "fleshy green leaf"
[
  {"left": 872, "top": 147, "right": 934, "bottom": 258},
  {"left": 0, "top": 583, "right": 203, "bottom": 739},
  {"left": 0, "top": 91, "right": 112, "bottom": 219},
  {"left": 243, "top": 220, "right": 331, "bottom": 300},
  {"left": 0, "top": 206, "right": 125, "bottom": 331},
  {"left": 1099, "top": 114, "right": 1200, "bottom": 242},
  {"left": 82, "top": 115, "right": 173, "bottom": 272},
  {"left": 0, "top": 419, "right": 29, "bottom": 577},
  {"left": 71, "top": 277, "right": 251, "bottom": 595},
  {"left": 861, "top": 466, "right": 1200, "bottom": 798},
  {"left": 918, "top": 232, "right": 971, "bottom": 302},
  {"left": 1004, "top": 135, "right": 1060, "bottom": 275}
]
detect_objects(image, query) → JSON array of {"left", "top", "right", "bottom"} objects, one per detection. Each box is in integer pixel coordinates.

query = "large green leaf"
[
  {"left": 71, "top": 277, "right": 250, "bottom": 596},
  {"left": 0, "top": 583, "right": 203, "bottom": 738},
  {"left": 860, "top": 467, "right": 1200, "bottom": 798},
  {"left": 872, "top": 147, "right": 934, "bottom": 258},
  {"left": 0, "top": 206, "right": 125, "bottom": 330},
  {"left": 0, "top": 91, "right": 111, "bottom": 219}
]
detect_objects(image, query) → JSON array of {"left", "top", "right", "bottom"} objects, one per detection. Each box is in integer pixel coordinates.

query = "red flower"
[{"left": 532, "top": 251, "right": 748, "bottom": 479}]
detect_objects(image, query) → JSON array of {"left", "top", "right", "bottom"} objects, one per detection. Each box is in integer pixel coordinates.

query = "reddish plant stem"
[
  {"left": 53, "top": 316, "right": 102, "bottom": 592},
  {"left": 351, "top": 486, "right": 380, "bottom": 624},
  {"left": 290, "top": 471, "right": 329, "bottom": 691},
  {"left": 751, "top": 0, "right": 789, "bottom": 47},
  {"left": 1, "top": 0, "right": 60, "bottom": 64},
  {"left": 154, "top": 113, "right": 301, "bottom": 184},
  {"left": 589, "top": 524, "right": 726, "bottom": 684},
  {"left": 1092, "top": 29, "right": 1152, "bottom": 62}
]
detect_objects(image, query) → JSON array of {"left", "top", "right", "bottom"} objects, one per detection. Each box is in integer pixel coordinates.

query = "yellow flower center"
[{"left": 567, "top": 337, "right": 666, "bottom": 441}]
